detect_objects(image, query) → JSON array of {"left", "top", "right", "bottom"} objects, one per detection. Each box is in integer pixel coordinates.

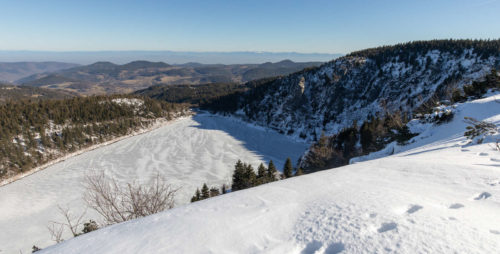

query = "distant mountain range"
[
  {"left": 16, "top": 60, "right": 324, "bottom": 95},
  {"left": 0, "top": 50, "right": 342, "bottom": 65},
  {"left": 0, "top": 62, "right": 79, "bottom": 82}
]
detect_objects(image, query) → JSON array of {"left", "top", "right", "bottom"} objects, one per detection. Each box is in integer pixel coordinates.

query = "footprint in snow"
[
  {"left": 324, "top": 242, "right": 345, "bottom": 254},
  {"left": 474, "top": 192, "right": 492, "bottom": 200},
  {"left": 449, "top": 203, "right": 464, "bottom": 209},
  {"left": 377, "top": 222, "right": 398, "bottom": 233},
  {"left": 301, "top": 240, "right": 322, "bottom": 254},
  {"left": 478, "top": 152, "right": 489, "bottom": 156},
  {"left": 487, "top": 179, "right": 500, "bottom": 186},
  {"left": 490, "top": 158, "right": 500, "bottom": 162},
  {"left": 490, "top": 230, "right": 500, "bottom": 235},
  {"left": 406, "top": 205, "right": 423, "bottom": 214}
]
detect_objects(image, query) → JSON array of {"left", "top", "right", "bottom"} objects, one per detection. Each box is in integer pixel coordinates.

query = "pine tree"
[
  {"left": 294, "top": 167, "right": 304, "bottom": 176},
  {"left": 201, "top": 183, "right": 210, "bottom": 199},
  {"left": 267, "top": 160, "right": 278, "bottom": 182},
  {"left": 283, "top": 157, "right": 293, "bottom": 178},
  {"left": 256, "top": 163, "right": 267, "bottom": 184},
  {"left": 242, "top": 163, "right": 257, "bottom": 189},
  {"left": 231, "top": 160, "right": 246, "bottom": 191},
  {"left": 195, "top": 188, "right": 201, "bottom": 200},
  {"left": 190, "top": 195, "right": 198, "bottom": 203}
]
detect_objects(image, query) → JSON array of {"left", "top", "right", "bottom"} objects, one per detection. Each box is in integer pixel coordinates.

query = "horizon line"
[{"left": 0, "top": 49, "right": 343, "bottom": 55}]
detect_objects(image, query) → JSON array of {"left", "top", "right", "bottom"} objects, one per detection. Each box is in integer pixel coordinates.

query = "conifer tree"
[
  {"left": 242, "top": 163, "right": 257, "bottom": 189},
  {"left": 267, "top": 160, "right": 278, "bottom": 182},
  {"left": 294, "top": 167, "right": 304, "bottom": 176},
  {"left": 201, "top": 183, "right": 210, "bottom": 199},
  {"left": 195, "top": 188, "right": 201, "bottom": 200},
  {"left": 256, "top": 163, "right": 267, "bottom": 184},
  {"left": 231, "top": 160, "right": 246, "bottom": 191},
  {"left": 190, "top": 195, "right": 198, "bottom": 203},
  {"left": 283, "top": 157, "right": 293, "bottom": 178}
]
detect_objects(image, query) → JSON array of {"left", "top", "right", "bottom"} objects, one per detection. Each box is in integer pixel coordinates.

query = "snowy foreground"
[
  {"left": 38, "top": 95, "right": 500, "bottom": 254},
  {"left": 0, "top": 114, "right": 308, "bottom": 253}
]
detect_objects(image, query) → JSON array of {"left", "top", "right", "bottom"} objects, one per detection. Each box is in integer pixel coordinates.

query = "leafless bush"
[
  {"left": 47, "top": 205, "right": 87, "bottom": 244},
  {"left": 47, "top": 222, "right": 64, "bottom": 244},
  {"left": 464, "top": 117, "right": 498, "bottom": 144},
  {"left": 84, "top": 171, "right": 178, "bottom": 225}
]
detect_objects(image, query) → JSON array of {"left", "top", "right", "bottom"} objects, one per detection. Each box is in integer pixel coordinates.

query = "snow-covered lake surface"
[
  {"left": 39, "top": 94, "right": 500, "bottom": 254},
  {"left": 0, "top": 114, "right": 309, "bottom": 253}
]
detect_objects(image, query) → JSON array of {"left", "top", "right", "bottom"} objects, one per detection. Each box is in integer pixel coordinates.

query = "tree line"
[
  {"left": 190, "top": 158, "right": 303, "bottom": 202},
  {"left": 0, "top": 95, "right": 187, "bottom": 179}
]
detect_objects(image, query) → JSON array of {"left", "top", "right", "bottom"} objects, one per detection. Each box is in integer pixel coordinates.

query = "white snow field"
[
  {"left": 0, "top": 114, "right": 308, "bottom": 254},
  {"left": 38, "top": 94, "right": 500, "bottom": 254}
]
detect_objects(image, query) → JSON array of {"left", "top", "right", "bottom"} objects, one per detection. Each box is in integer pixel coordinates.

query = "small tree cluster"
[
  {"left": 302, "top": 112, "right": 417, "bottom": 173},
  {"left": 190, "top": 158, "right": 304, "bottom": 203},
  {"left": 191, "top": 183, "right": 224, "bottom": 202},
  {"left": 232, "top": 160, "right": 282, "bottom": 191}
]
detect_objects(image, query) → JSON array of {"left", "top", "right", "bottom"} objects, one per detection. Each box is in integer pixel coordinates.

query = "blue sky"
[{"left": 1, "top": 0, "right": 499, "bottom": 54}]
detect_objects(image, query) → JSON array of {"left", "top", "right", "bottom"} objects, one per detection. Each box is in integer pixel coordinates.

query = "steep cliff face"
[{"left": 225, "top": 41, "right": 500, "bottom": 141}]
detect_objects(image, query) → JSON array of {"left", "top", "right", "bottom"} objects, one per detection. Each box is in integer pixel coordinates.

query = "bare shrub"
[
  {"left": 464, "top": 117, "right": 498, "bottom": 144},
  {"left": 84, "top": 171, "right": 178, "bottom": 225},
  {"left": 47, "top": 222, "right": 64, "bottom": 244},
  {"left": 47, "top": 205, "right": 87, "bottom": 243}
]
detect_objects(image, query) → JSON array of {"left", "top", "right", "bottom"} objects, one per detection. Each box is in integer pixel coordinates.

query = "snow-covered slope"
[
  {"left": 217, "top": 41, "right": 500, "bottom": 141},
  {"left": 40, "top": 94, "right": 500, "bottom": 253},
  {"left": 0, "top": 114, "right": 308, "bottom": 253}
]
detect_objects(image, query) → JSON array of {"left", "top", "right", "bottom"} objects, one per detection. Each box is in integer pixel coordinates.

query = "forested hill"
[
  {"left": 203, "top": 40, "right": 500, "bottom": 141},
  {"left": 17, "top": 60, "right": 323, "bottom": 95},
  {"left": 0, "top": 84, "right": 77, "bottom": 103},
  {"left": 0, "top": 96, "right": 188, "bottom": 182}
]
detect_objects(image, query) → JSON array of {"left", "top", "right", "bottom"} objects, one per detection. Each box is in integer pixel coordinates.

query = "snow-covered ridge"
[
  {"left": 232, "top": 48, "right": 498, "bottom": 142},
  {"left": 39, "top": 94, "right": 500, "bottom": 254}
]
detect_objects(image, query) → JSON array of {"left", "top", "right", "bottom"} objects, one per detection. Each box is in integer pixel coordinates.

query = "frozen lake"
[{"left": 0, "top": 114, "right": 309, "bottom": 253}]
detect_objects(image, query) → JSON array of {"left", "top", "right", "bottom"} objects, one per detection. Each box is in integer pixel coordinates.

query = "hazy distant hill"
[
  {"left": 0, "top": 62, "right": 79, "bottom": 82},
  {"left": 0, "top": 50, "right": 341, "bottom": 65},
  {"left": 18, "top": 60, "right": 323, "bottom": 95}
]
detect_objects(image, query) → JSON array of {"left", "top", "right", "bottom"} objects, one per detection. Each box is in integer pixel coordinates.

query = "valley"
[{"left": 0, "top": 40, "right": 499, "bottom": 254}]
